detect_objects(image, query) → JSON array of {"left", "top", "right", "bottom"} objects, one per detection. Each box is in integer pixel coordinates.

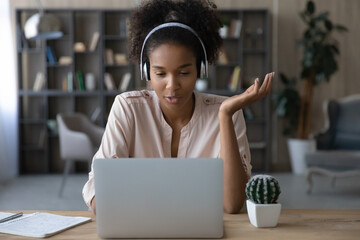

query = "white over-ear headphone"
[{"left": 140, "top": 22, "right": 208, "bottom": 81}]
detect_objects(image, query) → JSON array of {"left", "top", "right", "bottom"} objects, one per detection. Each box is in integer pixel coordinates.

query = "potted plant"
[
  {"left": 274, "top": 0, "right": 348, "bottom": 174},
  {"left": 275, "top": 73, "right": 315, "bottom": 175},
  {"left": 246, "top": 175, "right": 281, "bottom": 228}
]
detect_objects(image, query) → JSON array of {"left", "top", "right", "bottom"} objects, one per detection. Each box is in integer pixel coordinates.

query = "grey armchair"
[
  {"left": 305, "top": 95, "right": 360, "bottom": 193},
  {"left": 57, "top": 112, "right": 104, "bottom": 197}
]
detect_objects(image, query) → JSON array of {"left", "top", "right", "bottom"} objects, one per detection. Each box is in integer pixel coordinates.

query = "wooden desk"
[{"left": 1, "top": 210, "right": 359, "bottom": 240}]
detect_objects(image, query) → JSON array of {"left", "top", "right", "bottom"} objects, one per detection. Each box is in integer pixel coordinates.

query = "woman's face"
[{"left": 149, "top": 43, "right": 198, "bottom": 115}]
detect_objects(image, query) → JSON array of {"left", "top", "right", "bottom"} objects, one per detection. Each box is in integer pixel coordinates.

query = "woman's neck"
[{"left": 161, "top": 93, "right": 195, "bottom": 129}]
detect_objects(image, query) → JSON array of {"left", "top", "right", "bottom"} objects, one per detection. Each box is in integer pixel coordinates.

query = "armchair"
[
  {"left": 305, "top": 95, "right": 360, "bottom": 193},
  {"left": 57, "top": 112, "right": 104, "bottom": 197}
]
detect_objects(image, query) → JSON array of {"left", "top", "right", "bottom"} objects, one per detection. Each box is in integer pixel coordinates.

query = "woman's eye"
[
  {"left": 155, "top": 72, "right": 165, "bottom": 76},
  {"left": 180, "top": 71, "right": 189, "bottom": 75}
]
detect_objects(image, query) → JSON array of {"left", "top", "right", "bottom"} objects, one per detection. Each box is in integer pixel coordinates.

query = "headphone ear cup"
[
  {"left": 199, "top": 61, "right": 206, "bottom": 79},
  {"left": 143, "top": 61, "right": 150, "bottom": 81}
]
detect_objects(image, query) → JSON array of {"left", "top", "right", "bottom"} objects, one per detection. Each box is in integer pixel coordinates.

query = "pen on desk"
[{"left": 0, "top": 212, "right": 23, "bottom": 223}]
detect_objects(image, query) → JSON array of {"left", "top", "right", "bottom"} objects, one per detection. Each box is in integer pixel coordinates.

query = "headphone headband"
[{"left": 140, "top": 22, "right": 208, "bottom": 80}]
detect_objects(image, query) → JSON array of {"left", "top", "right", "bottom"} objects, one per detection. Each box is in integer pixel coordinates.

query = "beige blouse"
[{"left": 82, "top": 90, "right": 251, "bottom": 208}]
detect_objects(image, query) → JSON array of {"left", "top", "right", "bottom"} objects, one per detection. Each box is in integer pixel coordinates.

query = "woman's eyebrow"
[
  {"left": 178, "top": 63, "right": 192, "bottom": 69},
  {"left": 152, "top": 65, "right": 164, "bottom": 69}
]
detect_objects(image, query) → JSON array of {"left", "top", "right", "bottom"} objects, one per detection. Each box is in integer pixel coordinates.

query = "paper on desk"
[
  {"left": 0, "top": 212, "right": 91, "bottom": 238},
  {"left": 0, "top": 212, "right": 15, "bottom": 220}
]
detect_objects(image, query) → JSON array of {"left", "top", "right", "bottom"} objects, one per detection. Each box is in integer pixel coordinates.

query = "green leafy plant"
[
  {"left": 275, "top": 73, "right": 300, "bottom": 136},
  {"left": 275, "top": 0, "right": 348, "bottom": 139},
  {"left": 246, "top": 175, "right": 281, "bottom": 204}
]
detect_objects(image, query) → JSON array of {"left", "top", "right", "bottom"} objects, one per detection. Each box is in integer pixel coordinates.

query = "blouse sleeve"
[
  {"left": 82, "top": 95, "right": 133, "bottom": 208},
  {"left": 233, "top": 109, "right": 252, "bottom": 179}
]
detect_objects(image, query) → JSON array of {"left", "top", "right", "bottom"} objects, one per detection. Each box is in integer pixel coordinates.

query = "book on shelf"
[
  {"left": 114, "top": 53, "right": 128, "bottom": 65},
  {"left": 67, "top": 72, "right": 74, "bottom": 92},
  {"left": 228, "top": 19, "right": 242, "bottom": 38},
  {"left": 74, "top": 42, "right": 86, "bottom": 52},
  {"left": 33, "top": 72, "right": 45, "bottom": 91},
  {"left": 89, "top": 32, "right": 100, "bottom": 51},
  {"left": 62, "top": 76, "right": 68, "bottom": 91},
  {"left": 228, "top": 66, "right": 241, "bottom": 92},
  {"left": 76, "top": 71, "right": 85, "bottom": 91},
  {"left": 46, "top": 46, "right": 57, "bottom": 64},
  {"left": 58, "top": 56, "right": 72, "bottom": 65},
  {"left": 119, "top": 72, "right": 132, "bottom": 91},
  {"left": 104, "top": 72, "right": 115, "bottom": 90},
  {"left": 105, "top": 48, "right": 114, "bottom": 65},
  {"left": 0, "top": 212, "right": 91, "bottom": 238}
]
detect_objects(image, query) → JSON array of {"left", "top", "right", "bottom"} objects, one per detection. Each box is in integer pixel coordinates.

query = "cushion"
[
  {"left": 306, "top": 150, "right": 360, "bottom": 171},
  {"left": 334, "top": 98, "right": 360, "bottom": 150}
]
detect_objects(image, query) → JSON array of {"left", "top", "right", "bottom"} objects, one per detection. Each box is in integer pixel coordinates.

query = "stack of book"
[
  {"left": 62, "top": 71, "right": 87, "bottom": 91},
  {"left": 104, "top": 72, "right": 132, "bottom": 91},
  {"left": 228, "top": 66, "right": 241, "bottom": 92}
]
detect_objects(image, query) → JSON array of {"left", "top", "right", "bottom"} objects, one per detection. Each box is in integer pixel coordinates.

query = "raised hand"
[{"left": 219, "top": 72, "right": 274, "bottom": 116}]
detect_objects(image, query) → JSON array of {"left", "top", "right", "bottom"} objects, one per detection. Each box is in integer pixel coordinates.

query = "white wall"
[{"left": 0, "top": 0, "right": 18, "bottom": 181}]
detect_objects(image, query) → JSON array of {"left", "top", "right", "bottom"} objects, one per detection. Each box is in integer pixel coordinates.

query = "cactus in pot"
[{"left": 245, "top": 175, "right": 282, "bottom": 228}]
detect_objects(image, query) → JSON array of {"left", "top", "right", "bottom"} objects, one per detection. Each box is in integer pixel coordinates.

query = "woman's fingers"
[
  {"left": 259, "top": 72, "right": 272, "bottom": 92},
  {"left": 258, "top": 72, "right": 274, "bottom": 96}
]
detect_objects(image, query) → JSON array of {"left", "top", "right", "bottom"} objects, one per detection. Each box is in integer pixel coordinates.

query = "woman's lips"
[{"left": 165, "top": 96, "right": 180, "bottom": 104}]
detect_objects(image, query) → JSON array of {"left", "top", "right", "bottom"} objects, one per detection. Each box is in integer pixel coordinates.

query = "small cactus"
[{"left": 246, "top": 175, "right": 281, "bottom": 204}]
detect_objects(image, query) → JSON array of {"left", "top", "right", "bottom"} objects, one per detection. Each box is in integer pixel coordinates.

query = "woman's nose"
[{"left": 166, "top": 74, "right": 180, "bottom": 90}]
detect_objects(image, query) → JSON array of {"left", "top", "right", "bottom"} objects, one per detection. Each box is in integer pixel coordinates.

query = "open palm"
[{"left": 219, "top": 72, "right": 274, "bottom": 116}]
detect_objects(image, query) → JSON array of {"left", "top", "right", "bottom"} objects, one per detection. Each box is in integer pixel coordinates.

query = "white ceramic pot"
[
  {"left": 287, "top": 138, "right": 316, "bottom": 175},
  {"left": 246, "top": 200, "right": 281, "bottom": 228}
]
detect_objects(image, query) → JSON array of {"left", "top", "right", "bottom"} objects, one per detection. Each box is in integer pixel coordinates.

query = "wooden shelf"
[
  {"left": 104, "top": 64, "right": 131, "bottom": 68},
  {"left": 21, "top": 145, "right": 46, "bottom": 151},
  {"left": 20, "top": 119, "right": 46, "bottom": 124},
  {"left": 16, "top": 8, "right": 270, "bottom": 173},
  {"left": 104, "top": 35, "right": 127, "bottom": 40},
  {"left": 243, "top": 49, "right": 266, "bottom": 54}
]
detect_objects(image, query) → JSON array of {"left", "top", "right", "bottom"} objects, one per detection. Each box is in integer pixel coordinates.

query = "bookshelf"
[
  {"left": 16, "top": 9, "right": 270, "bottom": 173},
  {"left": 212, "top": 9, "right": 271, "bottom": 172},
  {"left": 16, "top": 9, "right": 135, "bottom": 173}
]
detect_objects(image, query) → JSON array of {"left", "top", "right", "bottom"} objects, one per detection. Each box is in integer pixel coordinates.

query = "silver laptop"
[{"left": 93, "top": 158, "right": 224, "bottom": 238}]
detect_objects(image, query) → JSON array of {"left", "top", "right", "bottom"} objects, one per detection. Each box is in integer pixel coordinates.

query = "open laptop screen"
[{"left": 94, "top": 158, "right": 223, "bottom": 238}]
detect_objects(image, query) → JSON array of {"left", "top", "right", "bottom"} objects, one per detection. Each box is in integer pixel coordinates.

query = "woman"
[{"left": 82, "top": 0, "right": 273, "bottom": 214}]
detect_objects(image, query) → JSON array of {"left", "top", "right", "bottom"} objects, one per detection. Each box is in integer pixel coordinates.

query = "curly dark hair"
[{"left": 128, "top": 0, "right": 223, "bottom": 68}]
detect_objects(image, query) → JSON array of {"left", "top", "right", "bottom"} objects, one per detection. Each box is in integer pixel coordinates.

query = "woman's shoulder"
[
  {"left": 116, "top": 90, "right": 156, "bottom": 105},
  {"left": 195, "top": 92, "right": 227, "bottom": 106}
]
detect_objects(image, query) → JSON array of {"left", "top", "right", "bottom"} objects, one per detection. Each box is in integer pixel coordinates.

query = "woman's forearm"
[
  {"left": 218, "top": 72, "right": 274, "bottom": 213},
  {"left": 219, "top": 112, "right": 248, "bottom": 214}
]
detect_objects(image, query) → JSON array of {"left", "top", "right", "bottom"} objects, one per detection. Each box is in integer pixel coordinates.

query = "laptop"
[{"left": 93, "top": 158, "right": 224, "bottom": 238}]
